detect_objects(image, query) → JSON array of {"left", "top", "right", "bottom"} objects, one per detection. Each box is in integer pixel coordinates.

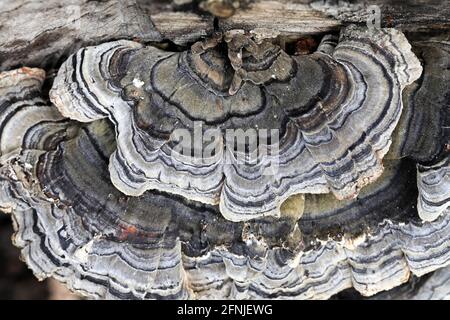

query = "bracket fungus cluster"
[
  {"left": 0, "top": 24, "right": 449, "bottom": 300},
  {"left": 50, "top": 26, "right": 421, "bottom": 222}
]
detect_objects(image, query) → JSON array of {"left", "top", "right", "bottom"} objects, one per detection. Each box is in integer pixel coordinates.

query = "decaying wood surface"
[{"left": 1, "top": 0, "right": 449, "bottom": 71}]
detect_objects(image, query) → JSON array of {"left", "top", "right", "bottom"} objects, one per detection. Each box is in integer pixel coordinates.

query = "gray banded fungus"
[
  {"left": 0, "top": 68, "right": 302, "bottom": 299},
  {"left": 390, "top": 40, "right": 450, "bottom": 222},
  {"left": 391, "top": 41, "right": 450, "bottom": 163},
  {"left": 2, "top": 66, "right": 450, "bottom": 299},
  {"left": 0, "top": 68, "right": 70, "bottom": 159},
  {"left": 417, "top": 157, "right": 450, "bottom": 222},
  {"left": 49, "top": 26, "right": 422, "bottom": 222},
  {"left": 338, "top": 266, "right": 450, "bottom": 300}
]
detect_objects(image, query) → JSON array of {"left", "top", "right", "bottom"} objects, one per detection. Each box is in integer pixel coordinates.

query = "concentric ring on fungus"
[
  {"left": 49, "top": 26, "right": 422, "bottom": 222},
  {"left": 1, "top": 26, "right": 450, "bottom": 300}
]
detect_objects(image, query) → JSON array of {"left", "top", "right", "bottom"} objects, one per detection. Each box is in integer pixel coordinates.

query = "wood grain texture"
[{"left": 2, "top": 0, "right": 450, "bottom": 71}]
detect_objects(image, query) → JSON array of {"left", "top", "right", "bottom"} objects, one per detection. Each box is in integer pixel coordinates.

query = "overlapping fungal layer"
[
  {"left": 0, "top": 69, "right": 299, "bottom": 298},
  {"left": 391, "top": 41, "right": 450, "bottom": 163},
  {"left": 49, "top": 26, "right": 422, "bottom": 222},
  {"left": 339, "top": 266, "right": 450, "bottom": 300},
  {"left": 0, "top": 117, "right": 301, "bottom": 299},
  {"left": 417, "top": 157, "right": 450, "bottom": 222},
  {"left": 0, "top": 68, "right": 69, "bottom": 160},
  {"left": 390, "top": 40, "right": 450, "bottom": 222},
  {"left": 198, "top": 0, "right": 239, "bottom": 18},
  {"left": 3, "top": 67, "right": 450, "bottom": 300},
  {"left": 403, "top": 267, "right": 450, "bottom": 300}
]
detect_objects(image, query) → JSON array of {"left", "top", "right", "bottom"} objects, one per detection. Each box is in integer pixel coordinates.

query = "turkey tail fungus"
[{"left": 0, "top": 0, "right": 449, "bottom": 301}]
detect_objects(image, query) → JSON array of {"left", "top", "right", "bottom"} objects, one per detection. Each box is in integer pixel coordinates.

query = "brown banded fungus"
[{"left": 49, "top": 26, "right": 422, "bottom": 222}]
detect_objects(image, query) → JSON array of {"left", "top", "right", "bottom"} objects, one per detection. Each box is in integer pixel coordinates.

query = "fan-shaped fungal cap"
[
  {"left": 417, "top": 157, "right": 450, "bottom": 222},
  {"left": 3, "top": 116, "right": 450, "bottom": 299},
  {"left": 341, "top": 266, "right": 450, "bottom": 300},
  {"left": 0, "top": 113, "right": 302, "bottom": 299},
  {"left": 390, "top": 41, "right": 450, "bottom": 163},
  {"left": 0, "top": 70, "right": 303, "bottom": 298},
  {"left": 49, "top": 26, "right": 422, "bottom": 222},
  {"left": 3, "top": 68, "right": 450, "bottom": 299},
  {"left": 0, "top": 68, "right": 68, "bottom": 159},
  {"left": 388, "top": 40, "right": 450, "bottom": 222}
]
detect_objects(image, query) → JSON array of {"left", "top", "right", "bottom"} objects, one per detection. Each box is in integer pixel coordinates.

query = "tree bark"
[{"left": 1, "top": 0, "right": 449, "bottom": 71}]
